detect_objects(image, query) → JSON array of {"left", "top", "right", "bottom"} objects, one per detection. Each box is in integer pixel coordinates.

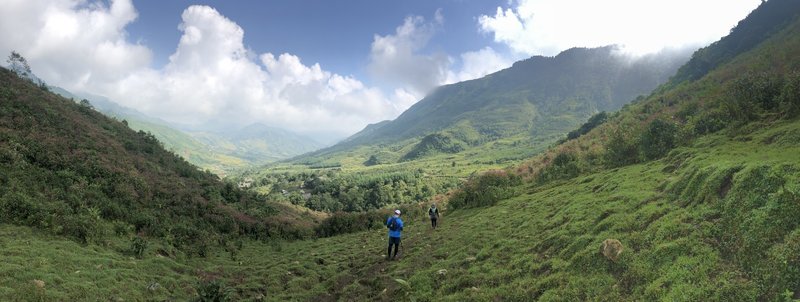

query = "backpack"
[
  {"left": 429, "top": 207, "right": 438, "bottom": 218},
  {"left": 387, "top": 217, "right": 399, "bottom": 231}
]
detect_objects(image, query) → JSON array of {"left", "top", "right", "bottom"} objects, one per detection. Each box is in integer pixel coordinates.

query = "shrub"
[
  {"left": 315, "top": 210, "right": 388, "bottom": 237},
  {"left": 537, "top": 151, "right": 581, "bottom": 183},
  {"left": 778, "top": 71, "right": 800, "bottom": 118},
  {"left": 639, "top": 119, "right": 678, "bottom": 160},
  {"left": 724, "top": 72, "right": 783, "bottom": 122},
  {"left": 449, "top": 170, "right": 521, "bottom": 209},
  {"left": 691, "top": 108, "right": 729, "bottom": 135},
  {"left": 604, "top": 125, "right": 640, "bottom": 167},
  {"left": 194, "top": 279, "right": 231, "bottom": 302},
  {"left": 130, "top": 236, "right": 148, "bottom": 258},
  {"left": 567, "top": 112, "right": 609, "bottom": 140}
]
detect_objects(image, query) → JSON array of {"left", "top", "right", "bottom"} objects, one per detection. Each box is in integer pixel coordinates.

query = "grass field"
[{"left": 4, "top": 118, "right": 798, "bottom": 301}]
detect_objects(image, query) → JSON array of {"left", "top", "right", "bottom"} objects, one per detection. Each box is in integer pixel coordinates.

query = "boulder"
[
  {"left": 32, "top": 279, "right": 45, "bottom": 289},
  {"left": 600, "top": 239, "right": 624, "bottom": 261}
]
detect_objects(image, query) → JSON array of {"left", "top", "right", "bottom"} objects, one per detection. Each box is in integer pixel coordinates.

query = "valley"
[{"left": 1, "top": 0, "right": 799, "bottom": 301}]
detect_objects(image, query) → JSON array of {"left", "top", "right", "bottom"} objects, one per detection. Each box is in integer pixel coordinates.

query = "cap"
[{"left": 394, "top": 209, "right": 401, "bottom": 215}]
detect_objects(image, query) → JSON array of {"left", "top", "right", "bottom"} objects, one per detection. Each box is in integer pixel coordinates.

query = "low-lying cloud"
[{"left": 479, "top": 0, "right": 761, "bottom": 56}]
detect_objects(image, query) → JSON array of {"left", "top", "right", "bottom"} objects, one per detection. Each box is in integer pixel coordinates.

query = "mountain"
[
  {"left": 188, "top": 123, "right": 324, "bottom": 165},
  {"left": 49, "top": 88, "right": 323, "bottom": 175},
  {"left": 304, "top": 46, "right": 690, "bottom": 164}
]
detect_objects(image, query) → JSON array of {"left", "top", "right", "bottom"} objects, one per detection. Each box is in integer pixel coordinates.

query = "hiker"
[
  {"left": 428, "top": 203, "right": 440, "bottom": 229},
  {"left": 386, "top": 209, "right": 404, "bottom": 260}
]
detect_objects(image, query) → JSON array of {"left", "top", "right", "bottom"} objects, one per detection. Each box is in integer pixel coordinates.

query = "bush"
[
  {"left": 691, "top": 108, "right": 729, "bottom": 135},
  {"left": 639, "top": 119, "right": 678, "bottom": 160},
  {"left": 567, "top": 112, "right": 609, "bottom": 140},
  {"left": 315, "top": 210, "right": 388, "bottom": 237},
  {"left": 724, "top": 72, "right": 783, "bottom": 122},
  {"left": 604, "top": 125, "right": 640, "bottom": 167},
  {"left": 449, "top": 170, "right": 521, "bottom": 209},
  {"left": 537, "top": 151, "right": 581, "bottom": 183},
  {"left": 130, "top": 236, "right": 148, "bottom": 258},
  {"left": 778, "top": 71, "right": 800, "bottom": 118},
  {"left": 194, "top": 279, "right": 231, "bottom": 302}
]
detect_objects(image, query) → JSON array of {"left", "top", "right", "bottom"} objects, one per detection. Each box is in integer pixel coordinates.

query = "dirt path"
[{"left": 321, "top": 216, "right": 443, "bottom": 301}]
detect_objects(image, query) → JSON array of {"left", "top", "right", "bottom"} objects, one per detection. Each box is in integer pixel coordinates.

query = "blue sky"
[
  {"left": 0, "top": 0, "right": 761, "bottom": 139},
  {"left": 127, "top": 0, "right": 505, "bottom": 79}
]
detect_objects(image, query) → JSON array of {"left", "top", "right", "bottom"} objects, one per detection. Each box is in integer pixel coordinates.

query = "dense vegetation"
[
  {"left": 240, "top": 168, "right": 459, "bottom": 213},
  {"left": 0, "top": 67, "right": 311, "bottom": 258}
]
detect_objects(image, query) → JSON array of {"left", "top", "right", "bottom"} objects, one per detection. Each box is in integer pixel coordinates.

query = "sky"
[{"left": 0, "top": 0, "right": 761, "bottom": 141}]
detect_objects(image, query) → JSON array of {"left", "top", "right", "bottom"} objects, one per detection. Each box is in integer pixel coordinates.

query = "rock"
[
  {"left": 147, "top": 282, "right": 160, "bottom": 291},
  {"left": 437, "top": 269, "right": 447, "bottom": 276},
  {"left": 465, "top": 256, "right": 477, "bottom": 262},
  {"left": 600, "top": 239, "right": 624, "bottom": 262},
  {"left": 32, "top": 279, "right": 45, "bottom": 289}
]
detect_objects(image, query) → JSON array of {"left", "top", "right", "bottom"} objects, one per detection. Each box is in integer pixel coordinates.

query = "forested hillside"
[{"left": 0, "top": 67, "right": 313, "bottom": 257}]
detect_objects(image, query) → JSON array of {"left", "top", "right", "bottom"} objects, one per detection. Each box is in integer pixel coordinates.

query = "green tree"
[
  {"left": 640, "top": 119, "right": 678, "bottom": 160},
  {"left": 6, "top": 51, "right": 31, "bottom": 77}
]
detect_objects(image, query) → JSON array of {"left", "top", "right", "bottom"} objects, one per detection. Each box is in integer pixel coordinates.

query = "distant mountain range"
[
  {"left": 294, "top": 45, "right": 692, "bottom": 166},
  {"left": 49, "top": 88, "right": 323, "bottom": 175}
]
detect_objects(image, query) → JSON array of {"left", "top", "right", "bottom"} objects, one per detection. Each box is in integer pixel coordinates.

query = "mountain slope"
[
  {"left": 335, "top": 46, "right": 688, "bottom": 150},
  {"left": 49, "top": 88, "right": 323, "bottom": 175},
  {"left": 189, "top": 123, "right": 323, "bottom": 165},
  {"left": 0, "top": 67, "right": 313, "bottom": 254}
]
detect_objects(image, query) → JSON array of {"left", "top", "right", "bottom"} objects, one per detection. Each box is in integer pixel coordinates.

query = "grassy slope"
[
  {"left": 4, "top": 2, "right": 800, "bottom": 301},
  {"left": 4, "top": 120, "right": 798, "bottom": 300}
]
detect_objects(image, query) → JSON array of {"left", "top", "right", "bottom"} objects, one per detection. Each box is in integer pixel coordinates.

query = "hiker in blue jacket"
[{"left": 386, "top": 209, "right": 404, "bottom": 260}]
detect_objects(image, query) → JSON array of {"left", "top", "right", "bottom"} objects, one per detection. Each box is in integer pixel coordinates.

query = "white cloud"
[
  {"left": 368, "top": 15, "right": 450, "bottom": 98},
  {"left": 479, "top": 0, "right": 762, "bottom": 56},
  {"left": 0, "top": 2, "right": 518, "bottom": 139},
  {"left": 0, "top": 1, "right": 407, "bottom": 138},
  {"left": 445, "top": 47, "right": 513, "bottom": 84},
  {"left": 369, "top": 13, "right": 514, "bottom": 100},
  {"left": 0, "top": 0, "right": 151, "bottom": 89}
]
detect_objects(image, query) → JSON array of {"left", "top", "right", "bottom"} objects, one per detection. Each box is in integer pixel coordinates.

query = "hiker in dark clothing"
[
  {"left": 428, "top": 203, "right": 440, "bottom": 229},
  {"left": 386, "top": 209, "right": 404, "bottom": 260}
]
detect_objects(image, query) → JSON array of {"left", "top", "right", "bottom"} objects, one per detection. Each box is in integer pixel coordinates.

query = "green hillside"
[
  {"left": 0, "top": 65, "right": 316, "bottom": 262},
  {"left": 48, "top": 88, "right": 323, "bottom": 175},
  {"left": 189, "top": 123, "right": 323, "bottom": 167},
  {"left": 3, "top": 0, "right": 800, "bottom": 300},
  {"left": 317, "top": 45, "right": 689, "bottom": 154}
]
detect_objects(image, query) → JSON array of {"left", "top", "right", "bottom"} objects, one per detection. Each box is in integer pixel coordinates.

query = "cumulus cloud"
[
  {"left": 0, "top": 1, "right": 518, "bottom": 138},
  {"left": 111, "top": 5, "right": 404, "bottom": 136},
  {"left": 0, "top": 1, "right": 409, "bottom": 138},
  {"left": 445, "top": 47, "right": 513, "bottom": 84},
  {"left": 369, "top": 13, "right": 513, "bottom": 99},
  {"left": 368, "top": 15, "right": 450, "bottom": 98},
  {"left": 479, "top": 0, "right": 762, "bottom": 56},
  {"left": 0, "top": 0, "right": 151, "bottom": 89}
]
